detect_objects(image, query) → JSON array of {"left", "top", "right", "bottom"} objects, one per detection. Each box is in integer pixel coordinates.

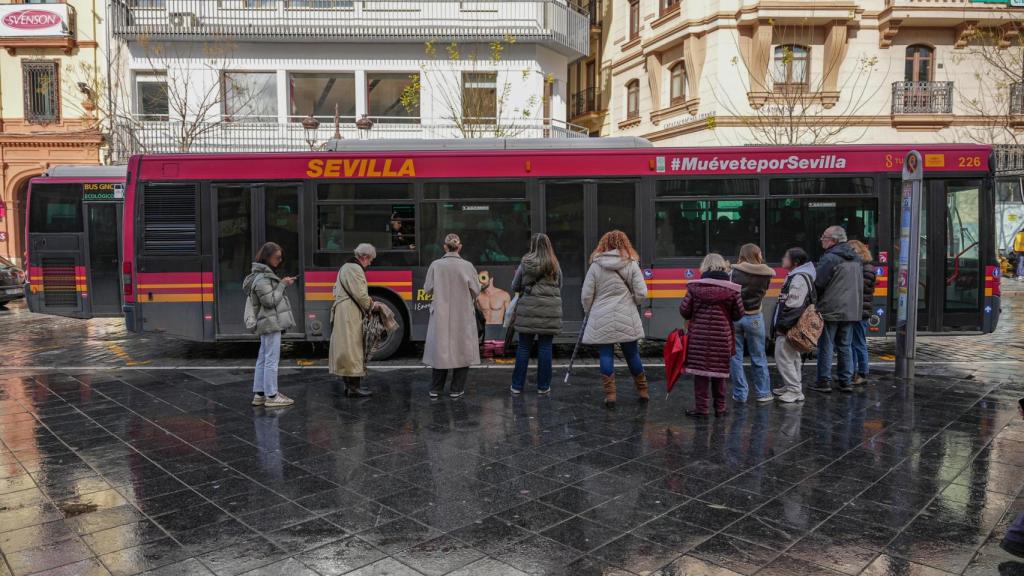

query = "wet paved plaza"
[{"left": 0, "top": 290, "right": 1023, "bottom": 575}]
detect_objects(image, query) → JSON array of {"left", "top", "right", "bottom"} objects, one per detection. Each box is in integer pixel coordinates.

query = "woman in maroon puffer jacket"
[{"left": 680, "top": 253, "right": 745, "bottom": 417}]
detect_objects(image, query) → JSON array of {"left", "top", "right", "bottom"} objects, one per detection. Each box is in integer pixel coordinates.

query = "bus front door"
[
  {"left": 542, "top": 180, "right": 642, "bottom": 336},
  {"left": 905, "top": 179, "right": 986, "bottom": 332}
]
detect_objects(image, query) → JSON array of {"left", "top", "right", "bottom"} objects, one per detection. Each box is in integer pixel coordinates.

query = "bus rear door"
[
  {"left": 26, "top": 180, "right": 124, "bottom": 318},
  {"left": 541, "top": 180, "right": 643, "bottom": 335}
]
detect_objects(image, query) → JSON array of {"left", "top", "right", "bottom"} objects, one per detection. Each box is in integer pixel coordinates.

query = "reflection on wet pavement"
[
  {"left": 0, "top": 360, "right": 1020, "bottom": 575},
  {"left": 0, "top": 290, "right": 1023, "bottom": 574}
]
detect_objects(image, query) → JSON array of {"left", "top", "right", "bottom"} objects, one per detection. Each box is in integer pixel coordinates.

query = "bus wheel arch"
[{"left": 368, "top": 288, "right": 409, "bottom": 360}]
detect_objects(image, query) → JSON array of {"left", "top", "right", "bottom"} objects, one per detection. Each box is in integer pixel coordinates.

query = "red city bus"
[
  {"left": 25, "top": 166, "right": 128, "bottom": 318},
  {"left": 121, "top": 139, "right": 999, "bottom": 359}
]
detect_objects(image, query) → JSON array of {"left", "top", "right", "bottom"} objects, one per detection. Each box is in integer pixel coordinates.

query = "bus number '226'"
[{"left": 306, "top": 158, "right": 416, "bottom": 178}]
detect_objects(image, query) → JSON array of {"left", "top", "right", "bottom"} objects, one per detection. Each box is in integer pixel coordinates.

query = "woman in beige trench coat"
[
  {"left": 422, "top": 234, "right": 480, "bottom": 399},
  {"left": 329, "top": 243, "right": 380, "bottom": 397}
]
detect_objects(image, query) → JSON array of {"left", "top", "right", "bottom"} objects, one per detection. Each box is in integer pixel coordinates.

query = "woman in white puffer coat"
[{"left": 581, "top": 230, "right": 648, "bottom": 409}]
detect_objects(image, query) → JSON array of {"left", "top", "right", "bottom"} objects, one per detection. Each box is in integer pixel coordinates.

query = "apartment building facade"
[
  {"left": 106, "top": 0, "right": 590, "bottom": 161},
  {"left": 1, "top": 0, "right": 105, "bottom": 265},
  {"left": 575, "top": 0, "right": 1024, "bottom": 145}
]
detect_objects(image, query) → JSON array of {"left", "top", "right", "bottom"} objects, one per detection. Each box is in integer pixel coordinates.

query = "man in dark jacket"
[{"left": 810, "top": 226, "right": 863, "bottom": 393}]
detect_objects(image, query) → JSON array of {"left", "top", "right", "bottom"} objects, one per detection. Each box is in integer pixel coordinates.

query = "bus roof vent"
[
  {"left": 42, "top": 165, "right": 129, "bottom": 178},
  {"left": 324, "top": 137, "right": 653, "bottom": 152}
]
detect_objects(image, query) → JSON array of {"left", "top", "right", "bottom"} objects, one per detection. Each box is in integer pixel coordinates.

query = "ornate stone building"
[
  {"left": 1, "top": 0, "right": 105, "bottom": 265},
  {"left": 570, "top": 0, "right": 1024, "bottom": 146}
]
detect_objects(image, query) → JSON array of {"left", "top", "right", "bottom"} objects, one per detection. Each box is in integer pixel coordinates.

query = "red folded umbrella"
[{"left": 663, "top": 329, "right": 688, "bottom": 394}]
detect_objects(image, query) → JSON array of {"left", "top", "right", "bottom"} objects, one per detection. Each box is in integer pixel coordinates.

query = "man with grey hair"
[{"left": 810, "top": 225, "right": 863, "bottom": 393}]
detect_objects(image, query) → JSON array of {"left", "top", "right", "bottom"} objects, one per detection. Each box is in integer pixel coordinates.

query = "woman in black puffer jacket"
[
  {"left": 848, "top": 240, "right": 876, "bottom": 386},
  {"left": 510, "top": 233, "right": 563, "bottom": 395}
]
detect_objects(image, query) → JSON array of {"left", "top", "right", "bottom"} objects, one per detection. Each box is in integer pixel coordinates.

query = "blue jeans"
[
  {"left": 254, "top": 331, "right": 281, "bottom": 396},
  {"left": 511, "top": 333, "right": 554, "bottom": 391},
  {"left": 1017, "top": 252, "right": 1024, "bottom": 278},
  {"left": 816, "top": 321, "right": 854, "bottom": 386},
  {"left": 851, "top": 319, "right": 869, "bottom": 377},
  {"left": 597, "top": 341, "right": 644, "bottom": 377},
  {"left": 730, "top": 314, "right": 770, "bottom": 402}
]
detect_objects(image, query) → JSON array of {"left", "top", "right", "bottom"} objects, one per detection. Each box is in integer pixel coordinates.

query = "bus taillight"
[{"left": 122, "top": 261, "right": 133, "bottom": 296}]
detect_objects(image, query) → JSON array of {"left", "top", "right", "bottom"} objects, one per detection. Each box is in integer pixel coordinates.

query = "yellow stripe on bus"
[{"left": 146, "top": 294, "right": 209, "bottom": 303}]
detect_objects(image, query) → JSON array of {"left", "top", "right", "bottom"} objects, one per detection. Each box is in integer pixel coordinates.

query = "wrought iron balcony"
[
  {"left": 1012, "top": 82, "right": 1024, "bottom": 116},
  {"left": 891, "top": 81, "right": 954, "bottom": 114},
  {"left": 571, "top": 87, "right": 601, "bottom": 118},
  {"left": 109, "top": 116, "right": 588, "bottom": 162},
  {"left": 110, "top": 0, "right": 590, "bottom": 58},
  {"left": 581, "top": 0, "right": 601, "bottom": 26}
]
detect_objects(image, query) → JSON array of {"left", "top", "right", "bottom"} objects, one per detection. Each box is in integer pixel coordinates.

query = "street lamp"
[
  {"left": 356, "top": 113, "right": 374, "bottom": 140},
  {"left": 301, "top": 112, "right": 320, "bottom": 151}
]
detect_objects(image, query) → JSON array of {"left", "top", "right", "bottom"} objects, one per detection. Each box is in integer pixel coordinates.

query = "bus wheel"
[{"left": 370, "top": 296, "right": 406, "bottom": 361}]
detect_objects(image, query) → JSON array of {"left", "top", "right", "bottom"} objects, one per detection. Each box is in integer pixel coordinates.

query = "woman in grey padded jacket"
[{"left": 581, "top": 230, "right": 648, "bottom": 409}]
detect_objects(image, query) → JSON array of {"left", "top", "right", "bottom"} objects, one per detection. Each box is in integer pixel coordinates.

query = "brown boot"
[
  {"left": 633, "top": 373, "right": 649, "bottom": 403},
  {"left": 602, "top": 374, "right": 617, "bottom": 409}
]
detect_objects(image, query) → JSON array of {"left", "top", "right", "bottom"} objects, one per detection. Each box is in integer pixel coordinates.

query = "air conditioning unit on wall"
[{"left": 168, "top": 12, "right": 199, "bottom": 28}]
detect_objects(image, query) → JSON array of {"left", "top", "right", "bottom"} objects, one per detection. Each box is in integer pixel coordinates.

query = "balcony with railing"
[
  {"left": 581, "top": 0, "right": 601, "bottom": 28},
  {"left": 570, "top": 87, "right": 602, "bottom": 119},
  {"left": 891, "top": 81, "right": 954, "bottom": 114},
  {"left": 110, "top": 0, "right": 590, "bottom": 57},
  {"left": 109, "top": 115, "right": 588, "bottom": 162},
  {"left": 891, "top": 81, "right": 954, "bottom": 128}
]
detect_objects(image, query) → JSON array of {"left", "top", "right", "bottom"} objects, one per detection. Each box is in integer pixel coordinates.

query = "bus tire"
[{"left": 370, "top": 295, "right": 406, "bottom": 361}]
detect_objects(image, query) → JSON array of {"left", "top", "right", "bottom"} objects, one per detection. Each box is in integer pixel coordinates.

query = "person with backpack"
[
  {"left": 729, "top": 244, "right": 776, "bottom": 404},
  {"left": 772, "top": 248, "right": 817, "bottom": 403},
  {"left": 581, "top": 230, "right": 649, "bottom": 409},
  {"left": 423, "top": 234, "right": 481, "bottom": 399},
  {"left": 680, "top": 253, "right": 745, "bottom": 417},
  {"left": 243, "top": 242, "right": 297, "bottom": 408},
  {"left": 847, "top": 240, "right": 876, "bottom": 386},
  {"left": 811, "top": 225, "right": 863, "bottom": 394},
  {"left": 329, "top": 243, "right": 381, "bottom": 398},
  {"left": 509, "top": 234, "right": 563, "bottom": 395}
]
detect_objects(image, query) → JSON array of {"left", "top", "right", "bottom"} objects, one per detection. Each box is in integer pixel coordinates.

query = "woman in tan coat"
[
  {"left": 329, "top": 243, "right": 380, "bottom": 397},
  {"left": 422, "top": 234, "right": 481, "bottom": 399}
]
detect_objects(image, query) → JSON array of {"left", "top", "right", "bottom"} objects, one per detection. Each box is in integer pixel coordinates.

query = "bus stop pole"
[{"left": 896, "top": 150, "right": 923, "bottom": 380}]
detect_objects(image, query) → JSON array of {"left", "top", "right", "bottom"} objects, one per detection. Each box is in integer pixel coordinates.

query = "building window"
[
  {"left": 223, "top": 71, "right": 278, "bottom": 121},
  {"left": 288, "top": 72, "right": 356, "bottom": 122},
  {"left": 905, "top": 45, "right": 934, "bottom": 82},
  {"left": 660, "top": 0, "right": 679, "bottom": 15},
  {"left": 462, "top": 72, "right": 498, "bottom": 124},
  {"left": 772, "top": 45, "right": 809, "bottom": 86},
  {"left": 368, "top": 72, "right": 419, "bottom": 124},
  {"left": 669, "top": 62, "right": 686, "bottom": 104},
  {"left": 22, "top": 61, "right": 60, "bottom": 125},
  {"left": 628, "top": 0, "right": 639, "bottom": 40},
  {"left": 136, "top": 73, "right": 169, "bottom": 121},
  {"left": 626, "top": 80, "right": 639, "bottom": 119}
]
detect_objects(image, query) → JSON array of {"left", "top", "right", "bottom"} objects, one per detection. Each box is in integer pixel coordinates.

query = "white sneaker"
[
  {"left": 251, "top": 394, "right": 266, "bottom": 406},
  {"left": 510, "top": 386, "right": 522, "bottom": 395},
  {"left": 264, "top": 393, "right": 294, "bottom": 408},
  {"left": 772, "top": 387, "right": 786, "bottom": 396},
  {"left": 755, "top": 395, "right": 775, "bottom": 404},
  {"left": 449, "top": 390, "right": 466, "bottom": 399},
  {"left": 778, "top": 391, "right": 805, "bottom": 403}
]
